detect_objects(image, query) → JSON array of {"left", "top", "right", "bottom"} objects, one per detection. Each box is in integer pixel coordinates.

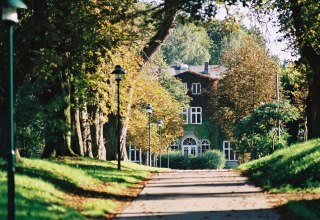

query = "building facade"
[
  {"left": 128, "top": 62, "right": 238, "bottom": 166},
  {"left": 171, "top": 63, "right": 238, "bottom": 166}
]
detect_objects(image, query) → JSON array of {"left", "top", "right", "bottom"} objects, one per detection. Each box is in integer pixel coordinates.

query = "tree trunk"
[
  {"left": 97, "top": 110, "right": 106, "bottom": 160},
  {"left": 290, "top": 0, "right": 320, "bottom": 138},
  {"left": 41, "top": 71, "right": 76, "bottom": 158},
  {"left": 141, "top": 0, "right": 177, "bottom": 62},
  {"left": 88, "top": 105, "right": 98, "bottom": 157},
  {"left": 88, "top": 105, "right": 106, "bottom": 160},
  {"left": 74, "top": 106, "right": 84, "bottom": 156},
  {"left": 81, "top": 106, "right": 93, "bottom": 157},
  {"left": 104, "top": 114, "right": 117, "bottom": 160},
  {"left": 306, "top": 57, "right": 320, "bottom": 138}
]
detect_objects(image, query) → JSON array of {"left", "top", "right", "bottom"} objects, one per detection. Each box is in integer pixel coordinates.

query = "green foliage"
[
  {"left": 0, "top": 157, "right": 161, "bottom": 219},
  {"left": 239, "top": 139, "right": 320, "bottom": 220},
  {"left": 205, "top": 18, "right": 241, "bottom": 64},
  {"left": 15, "top": 87, "right": 45, "bottom": 157},
  {"left": 158, "top": 69, "right": 191, "bottom": 107},
  {"left": 216, "top": 31, "right": 280, "bottom": 138},
  {"left": 190, "top": 150, "right": 226, "bottom": 169},
  {"left": 281, "top": 62, "right": 308, "bottom": 115},
  {"left": 234, "top": 100, "right": 299, "bottom": 158},
  {"left": 160, "top": 152, "right": 191, "bottom": 169},
  {"left": 162, "top": 23, "right": 212, "bottom": 65},
  {"left": 284, "top": 200, "right": 320, "bottom": 220},
  {"left": 238, "top": 139, "right": 320, "bottom": 192},
  {"left": 160, "top": 150, "right": 225, "bottom": 169}
]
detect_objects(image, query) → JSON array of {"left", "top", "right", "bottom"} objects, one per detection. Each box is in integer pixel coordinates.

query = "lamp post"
[
  {"left": 112, "top": 65, "right": 126, "bottom": 170},
  {"left": 157, "top": 119, "right": 163, "bottom": 168},
  {"left": 1, "top": 1, "right": 27, "bottom": 219},
  {"left": 146, "top": 104, "right": 153, "bottom": 166}
]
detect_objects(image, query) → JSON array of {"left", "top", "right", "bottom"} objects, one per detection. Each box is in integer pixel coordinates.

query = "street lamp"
[
  {"left": 157, "top": 119, "right": 163, "bottom": 168},
  {"left": 146, "top": 104, "right": 153, "bottom": 166},
  {"left": 112, "top": 65, "right": 126, "bottom": 170},
  {"left": 1, "top": 0, "right": 27, "bottom": 219}
]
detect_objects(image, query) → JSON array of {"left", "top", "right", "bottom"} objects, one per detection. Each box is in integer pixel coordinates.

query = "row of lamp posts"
[
  {"left": 111, "top": 68, "right": 168, "bottom": 169},
  {"left": 0, "top": 0, "right": 165, "bottom": 214}
]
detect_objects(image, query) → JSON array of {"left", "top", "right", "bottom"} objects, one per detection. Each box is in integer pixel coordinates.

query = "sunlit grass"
[
  {"left": 0, "top": 157, "right": 164, "bottom": 219},
  {"left": 238, "top": 139, "right": 320, "bottom": 219},
  {"left": 238, "top": 139, "right": 320, "bottom": 192}
]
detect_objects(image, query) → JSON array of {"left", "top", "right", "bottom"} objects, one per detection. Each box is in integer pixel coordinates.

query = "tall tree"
[
  {"left": 216, "top": 31, "right": 279, "bottom": 137},
  {"left": 161, "top": 23, "right": 212, "bottom": 65},
  {"left": 274, "top": 0, "right": 320, "bottom": 138},
  {"left": 281, "top": 62, "right": 309, "bottom": 142}
]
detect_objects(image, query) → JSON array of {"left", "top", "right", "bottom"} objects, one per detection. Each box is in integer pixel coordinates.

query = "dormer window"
[{"left": 192, "top": 83, "right": 201, "bottom": 94}]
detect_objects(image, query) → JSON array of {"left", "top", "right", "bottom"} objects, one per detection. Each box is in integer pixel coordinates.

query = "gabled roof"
[
  {"left": 169, "top": 64, "right": 226, "bottom": 79},
  {"left": 174, "top": 71, "right": 220, "bottom": 81}
]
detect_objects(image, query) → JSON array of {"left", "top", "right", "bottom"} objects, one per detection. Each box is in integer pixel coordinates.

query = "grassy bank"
[
  {"left": 0, "top": 157, "right": 163, "bottom": 219},
  {"left": 238, "top": 139, "right": 320, "bottom": 220}
]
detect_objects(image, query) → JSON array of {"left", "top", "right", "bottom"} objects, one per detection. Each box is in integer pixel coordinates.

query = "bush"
[
  {"left": 160, "top": 150, "right": 226, "bottom": 169},
  {"left": 198, "top": 150, "right": 226, "bottom": 169},
  {"left": 159, "top": 152, "right": 188, "bottom": 169}
]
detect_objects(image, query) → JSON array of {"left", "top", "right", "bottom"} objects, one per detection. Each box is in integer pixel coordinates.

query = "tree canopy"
[
  {"left": 215, "top": 30, "right": 279, "bottom": 137},
  {"left": 162, "top": 23, "right": 212, "bottom": 65}
]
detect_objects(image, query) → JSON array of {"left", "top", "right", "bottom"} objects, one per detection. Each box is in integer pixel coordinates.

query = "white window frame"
[
  {"left": 222, "top": 141, "right": 237, "bottom": 161},
  {"left": 190, "top": 107, "right": 202, "bottom": 124},
  {"left": 192, "top": 83, "right": 201, "bottom": 95},
  {"left": 201, "top": 139, "right": 210, "bottom": 154},
  {"left": 182, "top": 107, "right": 188, "bottom": 124}
]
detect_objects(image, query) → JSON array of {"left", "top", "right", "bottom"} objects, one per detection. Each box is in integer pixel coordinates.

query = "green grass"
[
  {"left": 238, "top": 139, "right": 320, "bottom": 219},
  {"left": 0, "top": 157, "right": 164, "bottom": 219}
]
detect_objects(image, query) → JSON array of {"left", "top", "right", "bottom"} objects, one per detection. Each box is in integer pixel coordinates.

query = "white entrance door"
[{"left": 182, "top": 137, "right": 198, "bottom": 156}]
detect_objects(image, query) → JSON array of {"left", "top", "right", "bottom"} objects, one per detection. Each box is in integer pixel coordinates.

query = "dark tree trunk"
[
  {"left": 88, "top": 105, "right": 106, "bottom": 159},
  {"left": 73, "top": 106, "right": 84, "bottom": 156},
  {"left": 88, "top": 105, "right": 98, "bottom": 157},
  {"left": 305, "top": 55, "right": 320, "bottom": 138},
  {"left": 141, "top": 0, "right": 177, "bottom": 62},
  {"left": 104, "top": 114, "right": 117, "bottom": 160},
  {"left": 290, "top": 0, "right": 320, "bottom": 139},
  {"left": 41, "top": 72, "right": 76, "bottom": 158}
]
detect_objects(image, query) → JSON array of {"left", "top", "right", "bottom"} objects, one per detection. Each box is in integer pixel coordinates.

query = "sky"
[{"left": 215, "top": 4, "right": 297, "bottom": 62}]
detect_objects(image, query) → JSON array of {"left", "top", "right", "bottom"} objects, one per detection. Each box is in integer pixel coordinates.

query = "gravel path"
[{"left": 115, "top": 170, "right": 280, "bottom": 220}]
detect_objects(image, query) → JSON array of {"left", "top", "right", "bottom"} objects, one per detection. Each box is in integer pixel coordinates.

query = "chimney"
[{"left": 204, "top": 62, "right": 209, "bottom": 74}]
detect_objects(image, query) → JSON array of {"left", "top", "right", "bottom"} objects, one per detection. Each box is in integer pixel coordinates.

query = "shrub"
[
  {"left": 160, "top": 150, "right": 226, "bottom": 169},
  {"left": 160, "top": 152, "right": 190, "bottom": 169},
  {"left": 199, "top": 150, "right": 226, "bottom": 169}
]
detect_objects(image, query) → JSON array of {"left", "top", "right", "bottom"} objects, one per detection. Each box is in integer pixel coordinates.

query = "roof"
[
  {"left": 169, "top": 64, "right": 226, "bottom": 79},
  {"left": 174, "top": 71, "right": 220, "bottom": 81}
]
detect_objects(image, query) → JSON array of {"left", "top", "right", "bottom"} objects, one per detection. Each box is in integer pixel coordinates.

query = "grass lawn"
[
  {"left": 0, "top": 157, "right": 164, "bottom": 219},
  {"left": 238, "top": 139, "right": 320, "bottom": 220}
]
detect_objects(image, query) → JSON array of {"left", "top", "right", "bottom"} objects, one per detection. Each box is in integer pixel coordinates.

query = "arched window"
[
  {"left": 201, "top": 140, "right": 210, "bottom": 153},
  {"left": 182, "top": 138, "right": 197, "bottom": 145},
  {"left": 170, "top": 140, "right": 180, "bottom": 151}
]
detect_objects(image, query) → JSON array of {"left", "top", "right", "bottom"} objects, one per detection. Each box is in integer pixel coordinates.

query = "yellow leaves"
[{"left": 218, "top": 32, "right": 280, "bottom": 136}]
